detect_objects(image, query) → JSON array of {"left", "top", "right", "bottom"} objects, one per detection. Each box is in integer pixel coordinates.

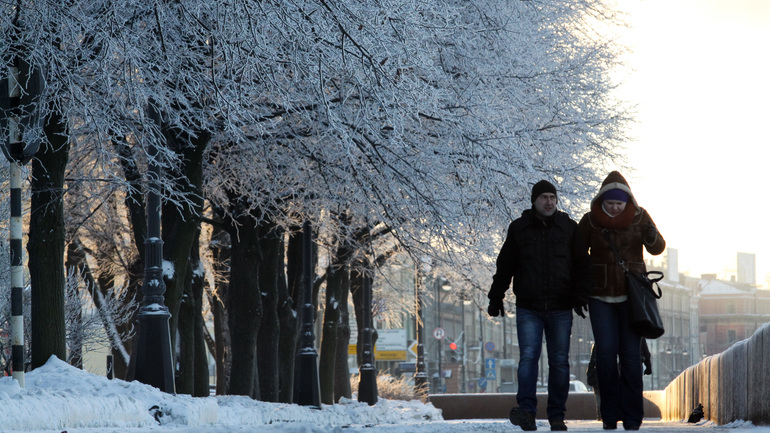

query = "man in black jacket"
[{"left": 487, "top": 180, "right": 591, "bottom": 431}]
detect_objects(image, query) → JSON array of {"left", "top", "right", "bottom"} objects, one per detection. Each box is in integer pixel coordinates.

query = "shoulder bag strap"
[{"left": 603, "top": 229, "right": 664, "bottom": 299}]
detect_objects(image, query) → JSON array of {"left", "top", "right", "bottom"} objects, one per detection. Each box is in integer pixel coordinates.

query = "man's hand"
[
  {"left": 574, "top": 304, "right": 588, "bottom": 319},
  {"left": 487, "top": 298, "right": 505, "bottom": 317}
]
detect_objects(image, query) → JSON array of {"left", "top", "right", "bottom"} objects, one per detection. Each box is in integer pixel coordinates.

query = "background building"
[{"left": 367, "top": 248, "right": 770, "bottom": 393}]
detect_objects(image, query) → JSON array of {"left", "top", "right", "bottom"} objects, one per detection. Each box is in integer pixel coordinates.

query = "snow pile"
[{"left": 0, "top": 357, "right": 441, "bottom": 431}]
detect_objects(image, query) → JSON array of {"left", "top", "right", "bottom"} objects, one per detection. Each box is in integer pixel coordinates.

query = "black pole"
[
  {"left": 357, "top": 273, "right": 378, "bottom": 405},
  {"left": 414, "top": 268, "right": 428, "bottom": 396},
  {"left": 479, "top": 307, "right": 485, "bottom": 391},
  {"left": 503, "top": 314, "right": 508, "bottom": 361},
  {"left": 132, "top": 138, "right": 175, "bottom": 393},
  {"left": 461, "top": 298, "right": 466, "bottom": 393},
  {"left": 435, "top": 281, "right": 442, "bottom": 394},
  {"left": 293, "top": 221, "right": 321, "bottom": 408},
  {"left": 106, "top": 355, "right": 114, "bottom": 380}
]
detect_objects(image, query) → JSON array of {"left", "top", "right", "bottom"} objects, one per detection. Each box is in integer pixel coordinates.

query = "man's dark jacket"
[{"left": 488, "top": 208, "right": 591, "bottom": 311}]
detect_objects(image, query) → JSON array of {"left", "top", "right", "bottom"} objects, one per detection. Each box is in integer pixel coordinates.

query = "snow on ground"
[
  {"left": 0, "top": 356, "right": 439, "bottom": 432},
  {"left": 0, "top": 357, "right": 768, "bottom": 433}
]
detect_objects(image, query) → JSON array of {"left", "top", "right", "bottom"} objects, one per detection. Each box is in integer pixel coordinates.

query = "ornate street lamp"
[
  {"left": 293, "top": 221, "right": 321, "bottom": 408},
  {"left": 413, "top": 266, "right": 428, "bottom": 396},
  {"left": 357, "top": 273, "right": 378, "bottom": 405},
  {"left": 132, "top": 135, "right": 175, "bottom": 394},
  {"left": 461, "top": 294, "right": 472, "bottom": 393},
  {"left": 435, "top": 279, "right": 451, "bottom": 393}
]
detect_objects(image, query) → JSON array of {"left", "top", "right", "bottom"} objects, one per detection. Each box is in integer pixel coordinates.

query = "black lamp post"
[
  {"left": 132, "top": 137, "right": 175, "bottom": 393},
  {"left": 503, "top": 313, "right": 508, "bottom": 361},
  {"left": 413, "top": 267, "right": 428, "bottom": 396},
  {"left": 357, "top": 273, "right": 378, "bottom": 405},
  {"left": 435, "top": 279, "right": 451, "bottom": 394},
  {"left": 293, "top": 221, "right": 321, "bottom": 408},
  {"left": 1, "top": 45, "right": 43, "bottom": 388},
  {"left": 478, "top": 306, "right": 485, "bottom": 391},
  {"left": 461, "top": 295, "right": 470, "bottom": 393}
]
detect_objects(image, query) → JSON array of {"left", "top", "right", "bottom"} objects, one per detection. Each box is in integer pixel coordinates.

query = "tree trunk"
[
  {"left": 209, "top": 224, "right": 230, "bottom": 395},
  {"left": 277, "top": 227, "right": 301, "bottom": 403},
  {"left": 226, "top": 212, "right": 262, "bottom": 396},
  {"left": 191, "top": 237, "right": 210, "bottom": 397},
  {"left": 159, "top": 129, "right": 209, "bottom": 345},
  {"left": 334, "top": 302, "right": 352, "bottom": 401},
  {"left": 176, "top": 264, "right": 196, "bottom": 395},
  {"left": 351, "top": 246, "right": 394, "bottom": 366},
  {"left": 351, "top": 269, "right": 379, "bottom": 368},
  {"left": 319, "top": 239, "right": 352, "bottom": 404},
  {"left": 159, "top": 129, "right": 208, "bottom": 393},
  {"left": 177, "top": 228, "right": 210, "bottom": 396},
  {"left": 256, "top": 220, "right": 283, "bottom": 402},
  {"left": 351, "top": 270, "right": 364, "bottom": 365},
  {"left": 28, "top": 110, "right": 69, "bottom": 369},
  {"left": 114, "top": 138, "right": 146, "bottom": 381}
]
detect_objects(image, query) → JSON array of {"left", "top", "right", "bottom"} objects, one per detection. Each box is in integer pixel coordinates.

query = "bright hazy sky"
[{"left": 612, "top": 0, "right": 770, "bottom": 286}]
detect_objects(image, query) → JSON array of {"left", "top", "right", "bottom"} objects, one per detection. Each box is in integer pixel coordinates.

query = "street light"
[
  {"left": 413, "top": 262, "right": 429, "bottom": 396},
  {"left": 293, "top": 221, "right": 321, "bottom": 408},
  {"left": 461, "top": 294, "right": 472, "bottom": 393},
  {"left": 358, "top": 273, "right": 378, "bottom": 405},
  {"left": 435, "top": 279, "right": 451, "bottom": 394},
  {"left": 478, "top": 304, "right": 485, "bottom": 392},
  {"left": 131, "top": 134, "right": 175, "bottom": 394}
]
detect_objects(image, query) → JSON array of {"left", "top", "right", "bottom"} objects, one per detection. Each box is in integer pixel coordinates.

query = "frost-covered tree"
[
  {"left": 1, "top": 0, "right": 629, "bottom": 401},
  {"left": 63, "top": 264, "right": 138, "bottom": 370}
]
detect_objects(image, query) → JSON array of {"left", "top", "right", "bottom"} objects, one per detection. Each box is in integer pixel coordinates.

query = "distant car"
[{"left": 569, "top": 380, "right": 588, "bottom": 392}]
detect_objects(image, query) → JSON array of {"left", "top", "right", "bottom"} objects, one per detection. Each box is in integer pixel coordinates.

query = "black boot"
[{"left": 509, "top": 407, "right": 537, "bottom": 431}]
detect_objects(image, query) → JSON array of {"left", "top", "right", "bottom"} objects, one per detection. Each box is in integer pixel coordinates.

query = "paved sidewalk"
[
  {"left": 59, "top": 418, "right": 765, "bottom": 433},
  {"left": 523, "top": 419, "right": 738, "bottom": 431},
  {"left": 402, "top": 419, "right": 764, "bottom": 433}
]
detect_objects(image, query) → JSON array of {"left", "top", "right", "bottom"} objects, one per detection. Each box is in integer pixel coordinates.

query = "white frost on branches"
[{"left": 2, "top": 0, "right": 630, "bottom": 291}]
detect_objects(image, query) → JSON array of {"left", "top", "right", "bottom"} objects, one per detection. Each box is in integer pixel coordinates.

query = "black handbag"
[{"left": 602, "top": 230, "right": 665, "bottom": 339}]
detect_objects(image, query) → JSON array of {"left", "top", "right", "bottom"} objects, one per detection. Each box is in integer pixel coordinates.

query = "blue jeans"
[
  {"left": 588, "top": 298, "right": 643, "bottom": 425},
  {"left": 516, "top": 307, "right": 573, "bottom": 419}
]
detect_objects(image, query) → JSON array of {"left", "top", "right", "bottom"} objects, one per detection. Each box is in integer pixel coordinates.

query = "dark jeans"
[
  {"left": 588, "top": 298, "right": 643, "bottom": 425},
  {"left": 516, "top": 306, "right": 573, "bottom": 420}
]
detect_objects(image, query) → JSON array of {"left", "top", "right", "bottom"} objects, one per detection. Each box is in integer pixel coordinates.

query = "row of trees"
[{"left": 0, "top": 0, "right": 630, "bottom": 404}]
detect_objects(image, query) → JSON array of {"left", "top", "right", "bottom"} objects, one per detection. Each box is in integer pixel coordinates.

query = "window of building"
[{"left": 727, "top": 329, "right": 737, "bottom": 343}]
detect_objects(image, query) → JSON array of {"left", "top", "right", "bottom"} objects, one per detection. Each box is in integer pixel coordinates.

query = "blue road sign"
[
  {"left": 478, "top": 377, "right": 487, "bottom": 389},
  {"left": 485, "top": 358, "right": 496, "bottom": 370}
]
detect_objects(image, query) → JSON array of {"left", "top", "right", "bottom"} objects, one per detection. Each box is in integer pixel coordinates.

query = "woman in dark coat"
[{"left": 578, "top": 171, "right": 665, "bottom": 431}]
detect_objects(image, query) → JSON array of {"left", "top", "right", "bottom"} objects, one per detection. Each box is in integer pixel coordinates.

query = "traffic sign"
[
  {"left": 433, "top": 327, "right": 445, "bottom": 340},
  {"left": 407, "top": 341, "right": 418, "bottom": 358},
  {"left": 486, "top": 369, "right": 497, "bottom": 379},
  {"left": 485, "top": 341, "right": 495, "bottom": 352},
  {"left": 485, "top": 358, "right": 496, "bottom": 370},
  {"left": 478, "top": 377, "right": 487, "bottom": 389}
]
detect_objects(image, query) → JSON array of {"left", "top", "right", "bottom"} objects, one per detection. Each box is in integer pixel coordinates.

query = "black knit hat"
[{"left": 531, "top": 180, "right": 557, "bottom": 203}]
